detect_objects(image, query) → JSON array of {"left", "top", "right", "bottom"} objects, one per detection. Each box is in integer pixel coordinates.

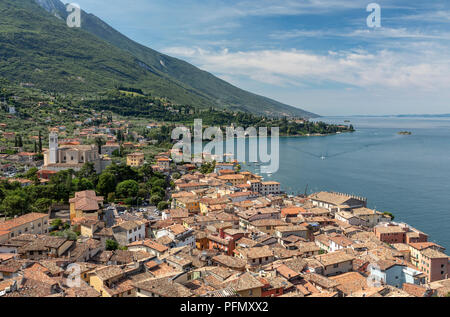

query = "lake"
[{"left": 239, "top": 116, "right": 450, "bottom": 250}]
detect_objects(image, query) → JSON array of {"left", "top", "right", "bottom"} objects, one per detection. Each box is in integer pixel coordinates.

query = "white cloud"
[{"left": 162, "top": 46, "right": 450, "bottom": 91}]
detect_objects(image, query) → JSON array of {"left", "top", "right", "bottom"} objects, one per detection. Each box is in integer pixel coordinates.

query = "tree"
[
  {"left": 32, "top": 198, "right": 53, "bottom": 213},
  {"left": 151, "top": 186, "right": 165, "bottom": 198},
  {"left": 106, "top": 239, "right": 119, "bottom": 251},
  {"left": 0, "top": 195, "right": 29, "bottom": 216},
  {"left": 77, "top": 163, "right": 97, "bottom": 183},
  {"left": 38, "top": 131, "right": 43, "bottom": 153},
  {"left": 157, "top": 201, "right": 169, "bottom": 210},
  {"left": 383, "top": 212, "right": 395, "bottom": 221},
  {"left": 96, "top": 172, "right": 117, "bottom": 197},
  {"left": 150, "top": 194, "right": 162, "bottom": 206},
  {"left": 116, "top": 180, "right": 139, "bottom": 198},
  {"left": 51, "top": 218, "right": 63, "bottom": 228},
  {"left": 138, "top": 163, "right": 153, "bottom": 182},
  {"left": 95, "top": 137, "right": 106, "bottom": 154},
  {"left": 72, "top": 178, "right": 94, "bottom": 192}
]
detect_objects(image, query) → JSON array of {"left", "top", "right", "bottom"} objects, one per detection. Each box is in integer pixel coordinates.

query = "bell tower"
[{"left": 49, "top": 132, "right": 58, "bottom": 164}]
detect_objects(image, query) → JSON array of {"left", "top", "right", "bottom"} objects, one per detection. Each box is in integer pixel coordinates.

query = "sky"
[{"left": 72, "top": 0, "right": 450, "bottom": 116}]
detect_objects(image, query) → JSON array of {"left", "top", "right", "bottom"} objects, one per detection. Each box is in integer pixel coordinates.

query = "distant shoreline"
[{"left": 326, "top": 114, "right": 450, "bottom": 118}]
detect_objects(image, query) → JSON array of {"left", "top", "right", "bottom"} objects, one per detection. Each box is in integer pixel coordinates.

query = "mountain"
[{"left": 0, "top": 0, "right": 317, "bottom": 117}]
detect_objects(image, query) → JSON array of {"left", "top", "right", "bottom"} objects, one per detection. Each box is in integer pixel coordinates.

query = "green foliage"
[
  {"left": 31, "top": 197, "right": 53, "bottom": 212},
  {"left": 157, "top": 201, "right": 169, "bottom": 211},
  {"left": 51, "top": 229, "right": 78, "bottom": 241},
  {"left": 116, "top": 180, "right": 139, "bottom": 198},
  {"left": 0, "top": 195, "right": 29, "bottom": 217},
  {"left": 96, "top": 172, "right": 117, "bottom": 197},
  {"left": 199, "top": 161, "right": 216, "bottom": 174},
  {"left": 383, "top": 212, "right": 395, "bottom": 221},
  {"left": 0, "top": 0, "right": 315, "bottom": 118},
  {"left": 72, "top": 178, "right": 94, "bottom": 192},
  {"left": 150, "top": 194, "right": 162, "bottom": 206},
  {"left": 51, "top": 218, "right": 63, "bottom": 228},
  {"left": 106, "top": 239, "right": 119, "bottom": 251},
  {"left": 105, "top": 163, "right": 138, "bottom": 183}
]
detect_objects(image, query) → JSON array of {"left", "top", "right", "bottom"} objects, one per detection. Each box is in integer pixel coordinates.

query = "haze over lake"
[{"left": 239, "top": 116, "right": 450, "bottom": 250}]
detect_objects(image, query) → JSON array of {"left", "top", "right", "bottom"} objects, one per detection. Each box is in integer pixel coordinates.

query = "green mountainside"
[{"left": 0, "top": 0, "right": 317, "bottom": 118}]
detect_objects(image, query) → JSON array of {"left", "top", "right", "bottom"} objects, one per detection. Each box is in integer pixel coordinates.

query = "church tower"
[{"left": 49, "top": 132, "right": 58, "bottom": 164}]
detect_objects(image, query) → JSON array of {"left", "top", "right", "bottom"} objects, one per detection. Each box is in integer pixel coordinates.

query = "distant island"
[{"left": 398, "top": 131, "right": 412, "bottom": 135}]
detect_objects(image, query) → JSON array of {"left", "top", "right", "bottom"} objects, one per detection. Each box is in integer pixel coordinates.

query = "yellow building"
[
  {"left": 89, "top": 266, "right": 135, "bottom": 297},
  {"left": 127, "top": 152, "right": 145, "bottom": 167},
  {"left": 218, "top": 174, "right": 246, "bottom": 186},
  {"left": 175, "top": 197, "right": 200, "bottom": 213},
  {"left": 69, "top": 190, "right": 104, "bottom": 222}
]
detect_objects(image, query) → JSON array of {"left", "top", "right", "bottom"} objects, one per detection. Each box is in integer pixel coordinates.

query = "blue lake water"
[{"left": 239, "top": 116, "right": 450, "bottom": 250}]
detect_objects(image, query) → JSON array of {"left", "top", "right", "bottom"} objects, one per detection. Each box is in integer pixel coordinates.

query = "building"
[
  {"left": 312, "top": 251, "right": 355, "bottom": 276},
  {"left": 69, "top": 191, "right": 104, "bottom": 222},
  {"left": 335, "top": 211, "right": 365, "bottom": 226},
  {"left": 235, "top": 246, "right": 275, "bottom": 268},
  {"left": 214, "top": 163, "right": 235, "bottom": 174},
  {"left": 374, "top": 226, "right": 406, "bottom": 244},
  {"left": 127, "top": 239, "right": 168, "bottom": 258},
  {"left": 101, "top": 142, "right": 120, "bottom": 156},
  {"left": 155, "top": 224, "right": 195, "bottom": 249},
  {"left": 43, "top": 132, "right": 111, "bottom": 173},
  {"left": 218, "top": 174, "right": 246, "bottom": 186},
  {"left": 156, "top": 157, "right": 170, "bottom": 170},
  {"left": 89, "top": 266, "right": 135, "bottom": 297},
  {"left": 417, "top": 248, "right": 449, "bottom": 283},
  {"left": 126, "top": 152, "right": 145, "bottom": 167},
  {"left": 0, "top": 213, "right": 49, "bottom": 243},
  {"left": 222, "top": 272, "right": 264, "bottom": 297},
  {"left": 260, "top": 181, "right": 281, "bottom": 196},
  {"left": 274, "top": 225, "right": 308, "bottom": 241},
  {"left": 112, "top": 220, "right": 146, "bottom": 245},
  {"left": 309, "top": 192, "right": 367, "bottom": 212},
  {"left": 352, "top": 207, "right": 386, "bottom": 227},
  {"left": 134, "top": 276, "right": 193, "bottom": 297},
  {"left": 174, "top": 197, "right": 200, "bottom": 213},
  {"left": 369, "top": 260, "right": 426, "bottom": 288}
]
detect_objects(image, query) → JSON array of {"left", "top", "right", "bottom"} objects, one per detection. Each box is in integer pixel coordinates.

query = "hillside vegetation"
[{"left": 0, "top": 0, "right": 317, "bottom": 118}]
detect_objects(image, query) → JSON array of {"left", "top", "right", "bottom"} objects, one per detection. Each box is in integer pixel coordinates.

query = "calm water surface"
[{"left": 240, "top": 116, "right": 450, "bottom": 250}]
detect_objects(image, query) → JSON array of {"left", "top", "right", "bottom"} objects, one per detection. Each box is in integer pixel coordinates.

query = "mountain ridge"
[{"left": 1, "top": 0, "right": 317, "bottom": 118}]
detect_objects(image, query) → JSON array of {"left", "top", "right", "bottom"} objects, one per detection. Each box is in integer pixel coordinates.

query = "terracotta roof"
[
  {"left": 0, "top": 213, "right": 47, "bottom": 231},
  {"left": 134, "top": 277, "right": 193, "bottom": 297},
  {"left": 223, "top": 272, "right": 264, "bottom": 291}
]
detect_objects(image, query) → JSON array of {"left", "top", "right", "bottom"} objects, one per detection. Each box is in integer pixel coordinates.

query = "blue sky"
[{"left": 73, "top": 0, "right": 450, "bottom": 115}]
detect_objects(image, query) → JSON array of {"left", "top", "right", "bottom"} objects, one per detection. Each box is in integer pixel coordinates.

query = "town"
[{"left": 0, "top": 128, "right": 449, "bottom": 297}]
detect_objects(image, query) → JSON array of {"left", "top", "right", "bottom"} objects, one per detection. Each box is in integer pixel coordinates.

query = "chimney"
[{"left": 219, "top": 228, "right": 225, "bottom": 239}]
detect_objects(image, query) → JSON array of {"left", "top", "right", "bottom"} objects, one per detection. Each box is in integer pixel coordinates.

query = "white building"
[
  {"left": 112, "top": 220, "right": 146, "bottom": 245},
  {"left": 155, "top": 224, "right": 195, "bottom": 248}
]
